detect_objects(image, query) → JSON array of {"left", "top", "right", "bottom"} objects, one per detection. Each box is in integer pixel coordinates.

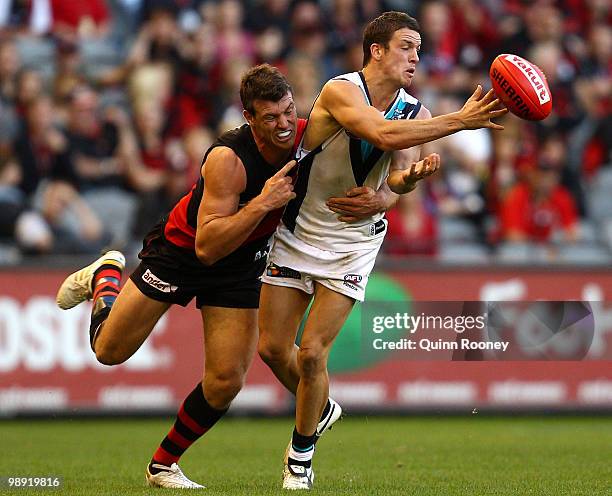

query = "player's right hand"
[
  {"left": 256, "top": 159, "right": 297, "bottom": 211},
  {"left": 458, "top": 85, "right": 508, "bottom": 130}
]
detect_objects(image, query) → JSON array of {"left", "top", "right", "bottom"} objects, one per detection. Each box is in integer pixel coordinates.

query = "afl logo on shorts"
[{"left": 142, "top": 269, "right": 178, "bottom": 293}]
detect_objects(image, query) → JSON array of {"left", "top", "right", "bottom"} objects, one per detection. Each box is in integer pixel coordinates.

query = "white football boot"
[
  {"left": 283, "top": 398, "right": 342, "bottom": 464},
  {"left": 316, "top": 397, "right": 342, "bottom": 437},
  {"left": 146, "top": 462, "right": 204, "bottom": 489},
  {"left": 282, "top": 463, "right": 314, "bottom": 490},
  {"left": 56, "top": 250, "right": 125, "bottom": 310}
]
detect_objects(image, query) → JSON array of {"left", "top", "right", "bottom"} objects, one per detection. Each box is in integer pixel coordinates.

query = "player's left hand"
[
  {"left": 326, "top": 186, "right": 384, "bottom": 222},
  {"left": 401, "top": 153, "right": 441, "bottom": 186}
]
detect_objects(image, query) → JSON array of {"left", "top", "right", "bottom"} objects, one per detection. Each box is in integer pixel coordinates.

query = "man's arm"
[
  {"left": 387, "top": 152, "right": 440, "bottom": 194},
  {"left": 195, "top": 147, "right": 296, "bottom": 265},
  {"left": 385, "top": 106, "right": 439, "bottom": 194},
  {"left": 317, "top": 81, "right": 507, "bottom": 152},
  {"left": 326, "top": 183, "right": 398, "bottom": 222},
  {"left": 385, "top": 106, "right": 442, "bottom": 194},
  {"left": 325, "top": 107, "right": 438, "bottom": 220}
]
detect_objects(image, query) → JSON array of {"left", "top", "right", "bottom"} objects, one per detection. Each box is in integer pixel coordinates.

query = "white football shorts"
[{"left": 261, "top": 223, "right": 383, "bottom": 302}]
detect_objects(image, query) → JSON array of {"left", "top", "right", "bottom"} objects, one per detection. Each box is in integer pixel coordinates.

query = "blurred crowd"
[{"left": 0, "top": 0, "right": 610, "bottom": 265}]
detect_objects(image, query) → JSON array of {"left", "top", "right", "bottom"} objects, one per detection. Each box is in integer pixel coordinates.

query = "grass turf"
[{"left": 1, "top": 416, "right": 610, "bottom": 495}]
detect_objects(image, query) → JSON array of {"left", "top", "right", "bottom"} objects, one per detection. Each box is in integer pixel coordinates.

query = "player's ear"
[
  {"left": 243, "top": 109, "right": 254, "bottom": 125},
  {"left": 371, "top": 43, "right": 383, "bottom": 62}
]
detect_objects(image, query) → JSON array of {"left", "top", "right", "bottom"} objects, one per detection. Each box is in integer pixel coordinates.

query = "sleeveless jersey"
[
  {"left": 160, "top": 118, "right": 307, "bottom": 269},
  {"left": 283, "top": 71, "right": 421, "bottom": 252}
]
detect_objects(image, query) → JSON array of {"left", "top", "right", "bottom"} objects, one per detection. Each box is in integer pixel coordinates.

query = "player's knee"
[
  {"left": 297, "top": 346, "right": 326, "bottom": 378},
  {"left": 204, "top": 371, "right": 245, "bottom": 409},
  {"left": 258, "top": 340, "right": 291, "bottom": 368},
  {"left": 94, "top": 341, "right": 128, "bottom": 366}
]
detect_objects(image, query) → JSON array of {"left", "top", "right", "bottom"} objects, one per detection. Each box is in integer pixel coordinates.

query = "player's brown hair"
[
  {"left": 240, "top": 64, "right": 292, "bottom": 115},
  {"left": 362, "top": 11, "right": 420, "bottom": 66}
]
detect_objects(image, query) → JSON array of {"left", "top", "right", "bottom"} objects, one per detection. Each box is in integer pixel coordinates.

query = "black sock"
[
  {"left": 288, "top": 427, "right": 316, "bottom": 468},
  {"left": 151, "top": 383, "right": 228, "bottom": 471},
  {"left": 88, "top": 261, "right": 123, "bottom": 350},
  {"left": 89, "top": 306, "right": 111, "bottom": 350}
]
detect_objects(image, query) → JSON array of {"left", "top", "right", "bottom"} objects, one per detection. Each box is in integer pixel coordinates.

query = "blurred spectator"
[
  {"left": 172, "top": 22, "right": 221, "bottom": 133},
  {"left": 245, "top": 0, "right": 291, "bottom": 70},
  {"left": 564, "top": 0, "right": 612, "bottom": 35},
  {"left": 14, "top": 95, "right": 73, "bottom": 196},
  {"left": 246, "top": 0, "right": 291, "bottom": 36},
  {"left": 449, "top": 0, "right": 498, "bottom": 64},
  {"left": 128, "top": 62, "right": 174, "bottom": 110},
  {"left": 500, "top": 2, "right": 563, "bottom": 55},
  {"left": 64, "top": 85, "right": 137, "bottom": 246},
  {"left": 415, "top": 1, "right": 460, "bottom": 95},
  {"left": 119, "top": 100, "right": 187, "bottom": 237},
  {"left": 286, "top": 54, "right": 321, "bottom": 119},
  {"left": 125, "top": 4, "right": 203, "bottom": 135},
  {"left": 128, "top": 3, "right": 185, "bottom": 68},
  {"left": 324, "top": 0, "right": 368, "bottom": 55},
  {"left": 288, "top": 1, "right": 339, "bottom": 83},
  {"left": 0, "top": 39, "right": 20, "bottom": 104},
  {"left": 253, "top": 25, "right": 286, "bottom": 67},
  {"left": 13, "top": 68, "right": 44, "bottom": 118},
  {"left": 575, "top": 23, "right": 611, "bottom": 118},
  {"left": 213, "top": 0, "right": 254, "bottom": 64},
  {"left": 385, "top": 185, "right": 438, "bottom": 256},
  {"left": 50, "top": 0, "right": 111, "bottom": 41},
  {"left": 488, "top": 114, "right": 535, "bottom": 214},
  {"left": 14, "top": 94, "right": 108, "bottom": 253},
  {"left": 52, "top": 39, "right": 84, "bottom": 113},
  {"left": 499, "top": 135, "right": 579, "bottom": 244},
  {"left": 65, "top": 86, "right": 124, "bottom": 190}
]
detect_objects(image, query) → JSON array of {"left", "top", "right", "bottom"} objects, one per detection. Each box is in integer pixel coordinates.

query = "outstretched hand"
[
  {"left": 459, "top": 85, "right": 508, "bottom": 130},
  {"left": 401, "top": 153, "right": 441, "bottom": 186}
]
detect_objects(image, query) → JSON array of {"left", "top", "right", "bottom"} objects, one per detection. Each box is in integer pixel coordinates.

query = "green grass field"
[{"left": 1, "top": 416, "right": 611, "bottom": 495}]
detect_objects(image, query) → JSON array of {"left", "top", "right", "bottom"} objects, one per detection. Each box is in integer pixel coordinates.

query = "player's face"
[
  {"left": 248, "top": 93, "right": 297, "bottom": 152},
  {"left": 382, "top": 28, "right": 421, "bottom": 88}
]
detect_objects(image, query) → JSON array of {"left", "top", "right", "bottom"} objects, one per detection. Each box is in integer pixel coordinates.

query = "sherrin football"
[{"left": 490, "top": 53, "right": 552, "bottom": 121}]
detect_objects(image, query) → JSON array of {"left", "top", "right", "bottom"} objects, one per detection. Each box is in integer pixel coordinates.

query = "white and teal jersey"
[{"left": 282, "top": 71, "right": 421, "bottom": 252}]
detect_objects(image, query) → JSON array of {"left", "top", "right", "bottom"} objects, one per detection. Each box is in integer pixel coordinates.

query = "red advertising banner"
[{"left": 1, "top": 268, "right": 611, "bottom": 415}]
